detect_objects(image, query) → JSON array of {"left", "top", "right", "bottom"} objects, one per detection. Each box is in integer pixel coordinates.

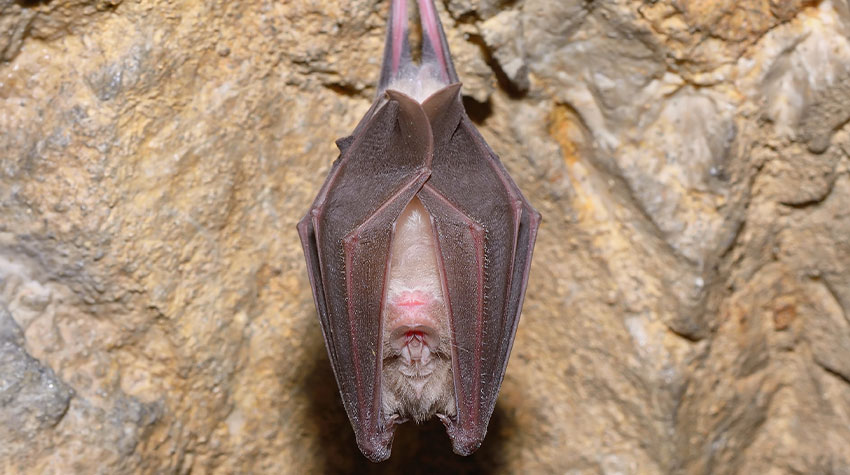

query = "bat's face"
[
  {"left": 298, "top": 0, "right": 540, "bottom": 462},
  {"left": 381, "top": 197, "right": 456, "bottom": 423}
]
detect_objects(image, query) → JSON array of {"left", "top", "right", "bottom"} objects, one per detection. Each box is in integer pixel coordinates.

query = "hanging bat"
[{"left": 297, "top": 0, "right": 540, "bottom": 462}]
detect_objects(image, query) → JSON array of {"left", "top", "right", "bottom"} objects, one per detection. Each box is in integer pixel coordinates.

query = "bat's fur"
[
  {"left": 387, "top": 64, "right": 447, "bottom": 102},
  {"left": 381, "top": 352, "right": 456, "bottom": 422},
  {"left": 381, "top": 198, "right": 457, "bottom": 422}
]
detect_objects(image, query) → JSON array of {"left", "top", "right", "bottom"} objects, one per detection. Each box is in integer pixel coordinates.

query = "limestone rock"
[
  {"left": 0, "top": 304, "right": 72, "bottom": 459},
  {"left": 481, "top": 10, "right": 530, "bottom": 94}
]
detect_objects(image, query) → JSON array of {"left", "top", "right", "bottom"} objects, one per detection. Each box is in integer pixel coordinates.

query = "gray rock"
[{"left": 0, "top": 305, "right": 71, "bottom": 455}]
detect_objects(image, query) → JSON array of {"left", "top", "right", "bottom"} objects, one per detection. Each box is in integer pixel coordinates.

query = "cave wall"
[{"left": 2, "top": 0, "right": 850, "bottom": 473}]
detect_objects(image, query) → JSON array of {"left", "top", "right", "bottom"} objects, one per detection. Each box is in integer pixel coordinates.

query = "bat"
[{"left": 297, "top": 0, "right": 540, "bottom": 462}]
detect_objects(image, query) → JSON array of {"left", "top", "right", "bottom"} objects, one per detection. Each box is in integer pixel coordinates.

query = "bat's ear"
[
  {"left": 386, "top": 89, "right": 434, "bottom": 165},
  {"left": 421, "top": 83, "right": 464, "bottom": 145}
]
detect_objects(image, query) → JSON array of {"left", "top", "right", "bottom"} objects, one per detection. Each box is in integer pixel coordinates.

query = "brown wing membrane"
[
  {"left": 418, "top": 84, "right": 541, "bottom": 455},
  {"left": 416, "top": 183, "right": 487, "bottom": 451},
  {"left": 297, "top": 91, "right": 434, "bottom": 461}
]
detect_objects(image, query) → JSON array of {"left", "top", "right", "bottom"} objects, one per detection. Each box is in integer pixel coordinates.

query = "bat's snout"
[{"left": 388, "top": 325, "right": 440, "bottom": 353}]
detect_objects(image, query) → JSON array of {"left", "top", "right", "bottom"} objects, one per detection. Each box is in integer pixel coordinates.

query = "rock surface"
[{"left": 2, "top": 0, "right": 850, "bottom": 473}]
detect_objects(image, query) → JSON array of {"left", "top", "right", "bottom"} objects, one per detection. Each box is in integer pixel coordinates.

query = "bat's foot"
[{"left": 379, "top": 0, "right": 458, "bottom": 100}]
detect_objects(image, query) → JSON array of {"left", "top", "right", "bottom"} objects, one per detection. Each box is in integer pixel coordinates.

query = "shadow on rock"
[{"left": 304, "top": 349, "right": 512, "bottom": 474}]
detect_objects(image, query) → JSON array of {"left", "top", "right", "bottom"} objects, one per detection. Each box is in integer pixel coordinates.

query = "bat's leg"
[
  {"left": 379, "top": 0, "right": 459, "bottom": 99},
  {"left": 379, "top": 0, "right": 412, "bottom": 92},
  {"left": 416, "top": 0, "right": 458, "bottom": 84}
]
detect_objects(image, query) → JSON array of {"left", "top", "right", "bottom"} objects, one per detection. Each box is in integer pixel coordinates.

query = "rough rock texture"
[{"left": 1, "top": 0, "right": 850, "bottom": 473}]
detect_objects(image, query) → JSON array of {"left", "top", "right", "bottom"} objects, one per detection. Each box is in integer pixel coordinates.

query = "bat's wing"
[
  {"left": 418, "top": 84, "right": 541, "bottom": 455},
  {"left": 297, "top": 90, "right": 434, "bottom": 461}
]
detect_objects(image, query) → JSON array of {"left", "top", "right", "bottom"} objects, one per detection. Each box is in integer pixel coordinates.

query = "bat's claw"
[{"left": 387, "top": 413, "right": 408, "bottom": 426}]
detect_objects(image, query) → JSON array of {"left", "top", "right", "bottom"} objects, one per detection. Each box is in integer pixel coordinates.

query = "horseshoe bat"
[{"left": 297, "top": 0, "right": 540, "bottom": 462}]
